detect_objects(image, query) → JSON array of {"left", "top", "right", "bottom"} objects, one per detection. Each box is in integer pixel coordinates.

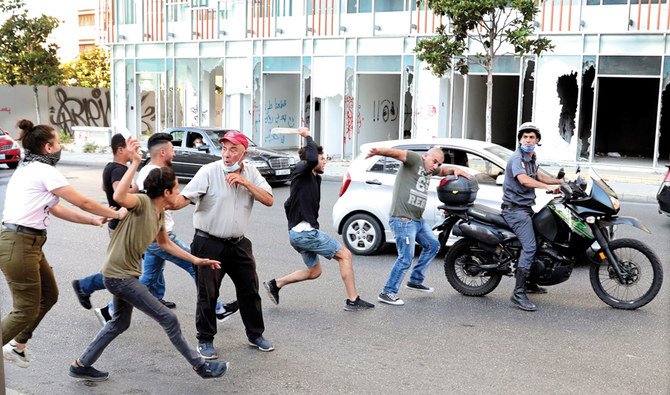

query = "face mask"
[
  {"left": 46, "top": 149, "right": 62, "bottom": 165},
  {"left": 520, "top": 144, "right": 536, "bottom": 154},
  {"left": 222, "top": 162, "right": 240, "bottom": 173}
]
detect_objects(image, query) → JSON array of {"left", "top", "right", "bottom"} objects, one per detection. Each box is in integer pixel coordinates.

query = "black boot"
[
  {"left": 525, "top": 282, "right": 547, "bottom": 294},
  {"left": 511, "top": 269, "right": 537, "bottom": 311}
]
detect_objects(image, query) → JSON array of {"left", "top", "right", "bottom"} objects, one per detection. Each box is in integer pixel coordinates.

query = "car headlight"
[
  {"left": 289, "top": 157, "right": 296, "bottom": 165},
  {"left": 246, "top": 159, "right": 269, "bottom": 169},
  {"left": 11, "top": 141, "right": 19, "bottom": 149}
]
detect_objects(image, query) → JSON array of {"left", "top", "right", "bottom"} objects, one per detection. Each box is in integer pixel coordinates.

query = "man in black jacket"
[{"left": 263, "top": 128, "right": 374, "bottom": 311}]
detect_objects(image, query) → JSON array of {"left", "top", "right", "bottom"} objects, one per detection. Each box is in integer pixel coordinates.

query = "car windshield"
[
  {"left": 205, "top": 130, "right": 258, "bottom": 149},
  {"left": 484, "top": 145, "right": 514, "bottom": 162}
]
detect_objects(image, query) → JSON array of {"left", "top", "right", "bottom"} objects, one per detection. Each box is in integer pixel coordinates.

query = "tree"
[
  {"left": 61, "top": 46, "right": 111, "bottom": 89},
  {"left": 415, "top": 0, "right": 553, "bottom": 143},
  {"left": 0, "top": 10, "right": 62, "bottom": 123}
]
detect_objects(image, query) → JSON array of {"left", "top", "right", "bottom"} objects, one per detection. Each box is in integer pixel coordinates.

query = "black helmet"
[{"left": 517, "top": 122, "right": 541, "bottom": 141}]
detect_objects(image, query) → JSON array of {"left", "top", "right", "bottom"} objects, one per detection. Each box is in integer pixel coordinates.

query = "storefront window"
[
  {"left": 175, "top": 59, "right": 198, "bottom": 126},
  {"left": 200, "top": 58, "right": 224, "bottom": 127}
]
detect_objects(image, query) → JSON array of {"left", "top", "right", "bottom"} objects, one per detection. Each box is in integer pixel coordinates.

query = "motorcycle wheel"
[
  {"left": 589, "top": 238, "right": 663, "bottom": 310},
  {"left": 444, "top": 239, "right": 502, "bottom": 296}
]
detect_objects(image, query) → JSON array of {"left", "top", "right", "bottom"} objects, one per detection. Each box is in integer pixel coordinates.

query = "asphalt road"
[{"left": 1, "top": 164, "right": 668, "bottom": 394}]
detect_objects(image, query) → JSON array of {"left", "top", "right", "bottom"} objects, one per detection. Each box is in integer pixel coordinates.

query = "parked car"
[
  {"left": 151, "top": 127, "right": 297, "bottom": 184},
  {"left": 0, "top": 128, "right": 21, "bottom": 169},
  {"left": 332, "top": 138, "right": 555, "bottom": 255},
  {"left": 658, "top": 164, "right": 670, "bottom": 216}
]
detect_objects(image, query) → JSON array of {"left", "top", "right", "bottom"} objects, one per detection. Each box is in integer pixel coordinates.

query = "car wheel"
[
  {"left": 7, "top": 162, "right": 18, "bottom": 169},
  {"left": 342, "top": 213, "right": 384, "bottom": 256}
]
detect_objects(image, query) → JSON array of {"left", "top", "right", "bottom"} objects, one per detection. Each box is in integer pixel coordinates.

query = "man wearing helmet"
[{"left": 501, "top": 122, "right": 564, "bottom": 312}]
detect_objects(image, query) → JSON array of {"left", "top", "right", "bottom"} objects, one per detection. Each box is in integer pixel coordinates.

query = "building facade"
[
  {"left": 0, "top": 0, "right": 104, "bottom": 61},
  {"left": 102, "top": 0, "right": 670, "bottom": 168}
]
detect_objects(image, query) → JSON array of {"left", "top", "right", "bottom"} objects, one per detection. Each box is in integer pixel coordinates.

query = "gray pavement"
[{"left": 58, "top": 149, "right": 665, "bottom": 203}]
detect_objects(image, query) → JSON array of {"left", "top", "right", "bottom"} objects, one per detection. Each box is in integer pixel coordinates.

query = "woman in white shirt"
[{"left": 1, "top": 119, "right": 127, "bottom": 369}]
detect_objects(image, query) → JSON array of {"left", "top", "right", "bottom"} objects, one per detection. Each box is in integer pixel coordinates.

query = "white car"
[{"left": 332, "top": 138, "right": 554, "bottom": 255}]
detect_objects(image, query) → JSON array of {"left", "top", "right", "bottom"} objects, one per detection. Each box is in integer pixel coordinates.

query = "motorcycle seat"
[{"left": 466, "top": 204, "right": 511, "bottom": 230}]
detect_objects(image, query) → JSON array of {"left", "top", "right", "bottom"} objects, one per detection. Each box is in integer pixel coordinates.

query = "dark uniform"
[
  {"left": 501, "top": 147, "right": 538, "bottom": 273},
  {"left": 501, "top": 121, "right": 554, "bottom": 312}
]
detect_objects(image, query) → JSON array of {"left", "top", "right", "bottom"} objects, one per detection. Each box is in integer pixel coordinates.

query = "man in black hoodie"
[{"left": 263, "top": 128, "right": 374, "bottom": 311}]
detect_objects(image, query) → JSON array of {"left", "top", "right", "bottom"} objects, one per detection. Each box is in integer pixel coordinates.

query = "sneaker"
[
  {"left": 159, "top": 299, "right": 177, "bottom": 309},
  {"left": 344, "top": 296, "right": 375, "bottom": 311},
  {"left": 69, "top": 363, "right": 109, "bottom": 381},
  {"left": 377, "top": 292, "right": 405, "bottom": 306},
  {"left": 405, "top": 282, "right": 435, "bottom": 293},
  {"left": 216, "top": 301, "right": 239, "bottom": 323},
  {"left": 3, "top": 343, "right": 30, "bottom": 368},
  {"left": 8, "top": 341, "right": 32, "bottom": 361},
  {"left": 248, "top": 336, "right": 274, "bottom": 352},
  {"left": 195, "top": 360, "right": 229, "bottom": 379},
  {"left": 263, "top": 279, "right": 280, "bottom": 305},
  {"left": 71, "top": 280, "right": 92, "bottom": 310},
  {"left": 197, "top": 342, "right": 218, "bottom": 360},
  {"left": 94, "top": 306, "right": 111, "bottom": 327}
]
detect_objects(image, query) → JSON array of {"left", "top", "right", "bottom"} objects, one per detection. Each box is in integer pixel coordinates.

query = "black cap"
[{"left": 147, "top": 132, "right": 173, "bottom": 149}]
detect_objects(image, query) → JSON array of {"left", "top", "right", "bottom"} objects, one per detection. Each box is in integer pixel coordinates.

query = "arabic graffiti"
[
  {"left": 372, "top": 99, "right": 397, "bottom": 123},
  {"left": 0, "top": 106, "right": 11, "bottom": 114},
  {"left": 49, "top": 88, "right": 110, "bottom": 135},
  {"left": 264, "top": 97, "right": 295, "bottom": 145}
]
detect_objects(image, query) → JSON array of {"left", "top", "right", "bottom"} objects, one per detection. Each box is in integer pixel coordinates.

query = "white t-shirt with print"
[
  {"left": 2, "top": 162, "right": 69, "bottom": 230},
  {"left": 136, "top": 163, "right": 175, "bottom": 232}
]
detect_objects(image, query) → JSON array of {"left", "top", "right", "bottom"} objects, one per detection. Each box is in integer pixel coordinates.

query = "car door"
[
  {"left": 167, "top": 130, "right": 189, "bottom": 178},
  {"left": 359, "top": 155, "right": 400, "bottom": 236},
  {"left": 182, "top": 130, "right": 219, "bottom": 178}
]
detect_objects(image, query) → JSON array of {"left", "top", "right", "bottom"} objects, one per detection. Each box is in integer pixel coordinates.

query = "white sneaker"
[
  {"left": 377, "top": 292, "right": 405, "bottom": 306},
  {"left": 94, "top": 306, "right": 111, "bottom": 327},
  {"left": 3, "top": 343, "right": 30, "bottom": 368}
]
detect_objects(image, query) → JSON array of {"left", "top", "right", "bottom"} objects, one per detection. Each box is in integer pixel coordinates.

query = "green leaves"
[
  {"left": 0, "top": 11, "right": 62, "bottom": 88},
  {"left": 61, "top": 46, "right": 111, "bottom": 88},
  {"left": 413, "top": 0, "right": 552, "bottom": 77}
]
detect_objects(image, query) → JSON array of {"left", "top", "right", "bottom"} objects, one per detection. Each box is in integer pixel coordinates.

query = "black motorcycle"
[{"left": 435, "top": 168, "right": 663, "bottom": 310}]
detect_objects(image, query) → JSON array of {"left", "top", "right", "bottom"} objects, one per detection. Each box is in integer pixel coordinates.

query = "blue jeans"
[
  {"left": 78, "top": 276, "right": 205, "bottom": 370},
  {"left": 382, "top": 217, "right": 440, "bottom": 295},
  {"left": 78, "top": 272, "right": 105, "bottom": 295},
  {"left": 139, "top": 233, "right": 196, "bottom": 300}
]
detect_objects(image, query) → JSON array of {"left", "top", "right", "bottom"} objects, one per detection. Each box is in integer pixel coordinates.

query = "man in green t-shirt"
[{"left": 366, "top": 146, "right": 470, "bottom": 306}]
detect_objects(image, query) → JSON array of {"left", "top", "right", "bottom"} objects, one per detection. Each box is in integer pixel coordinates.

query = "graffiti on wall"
[
  {"left": 372, "top": 99, "right": 398, "bottom": 123},
  {"left": 263, "top": 97, "right": 296, "bottom": 144},
  {"left": 343, "top": 95, "right": 362, "bottom": 143},
  {"left": 140, "top": 92, "right": 156, "bottom": 134},
  {"left": 49, "top": 88, "right": 110, "bottom": 135},
  {"left": 415, "top": 104, "right": 437, "bottom": 119}
]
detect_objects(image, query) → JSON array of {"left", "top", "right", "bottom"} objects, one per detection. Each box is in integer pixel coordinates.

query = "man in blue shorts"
[{"left": 262, "top": 128, "right": 374, "bottom": 311}]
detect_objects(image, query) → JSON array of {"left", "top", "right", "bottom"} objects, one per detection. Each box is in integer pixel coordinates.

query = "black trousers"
[{"left": 191, "top": 233, "right": 265, "bottom": 343}]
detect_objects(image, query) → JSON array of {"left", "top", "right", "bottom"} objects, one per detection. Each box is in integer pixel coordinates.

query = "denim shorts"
[{"left": 288, "top": 229, "right": 341, "bottom": 268}]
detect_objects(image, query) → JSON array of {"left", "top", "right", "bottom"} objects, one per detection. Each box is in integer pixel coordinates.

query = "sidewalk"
[{"left": 58, "top": 150, "right": 664, "bottom": 203}]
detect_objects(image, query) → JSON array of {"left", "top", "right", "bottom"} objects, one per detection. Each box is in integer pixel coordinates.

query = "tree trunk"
[
  {"left": 32, "top": 85, "right": 41, "bottom": 123},
  {"left": 485, "top": 62, "right": 493, "bottom": 143}
]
